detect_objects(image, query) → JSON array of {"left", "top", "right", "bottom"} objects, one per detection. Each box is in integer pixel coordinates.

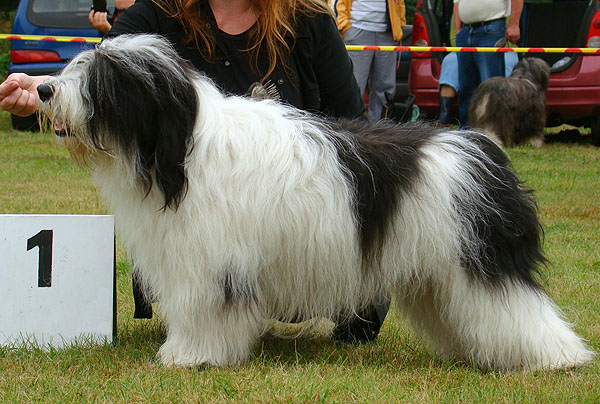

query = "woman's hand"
[
  {"left": 0, "top": 73, "right": 49, "bottom": 117},
  {"left": 89, "top": 9, "right": 112, "bottom": 34}
]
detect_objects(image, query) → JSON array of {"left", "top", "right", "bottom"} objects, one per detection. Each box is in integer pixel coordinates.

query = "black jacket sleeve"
[
  {"left": 105, "top": 0, "right": 160, "bottom": 37},
  {"left": 292, "top": 13, "right": 365, "bottom": 119}
]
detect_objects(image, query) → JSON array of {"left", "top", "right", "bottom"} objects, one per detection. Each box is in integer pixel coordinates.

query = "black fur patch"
[
  {"left": 330, "top": 120, "right": 438, "bottom": 263},
  {"left": 331, "top": 121, "right": 545, "bottom": 289},
  {"left": 453, "top": 132, "right": 546, "bottom": 288},
  {"left": 220, "top": 267, "right": 257, "bottom": 308},
  {"left": 87, "top": 50, "right": 198, "bottom": 210}
]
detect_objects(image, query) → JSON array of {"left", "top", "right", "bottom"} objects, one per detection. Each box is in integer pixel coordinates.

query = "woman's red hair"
[{"left": 153, "top": 0, "right": 332, "bottom": 80}]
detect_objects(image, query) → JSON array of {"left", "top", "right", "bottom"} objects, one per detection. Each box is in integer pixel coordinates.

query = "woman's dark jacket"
[{"left": 107, "top": 0, "right": 365, "bottom": 118}]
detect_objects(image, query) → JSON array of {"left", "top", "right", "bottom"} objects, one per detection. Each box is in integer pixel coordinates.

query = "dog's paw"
[
  {"left": 157, "top": 337, "right": 248, "bottom": 367},
  {"left": 158, "top": 342, "right": 214, "bottom": 367},
  {"left": 528, "top": 136, "right": 545, "bottom": 148}
]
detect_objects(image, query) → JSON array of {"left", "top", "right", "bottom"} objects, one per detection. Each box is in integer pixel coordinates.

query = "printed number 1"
[{"left": 27, "top": 230, "right": 53, "bottom": 287}]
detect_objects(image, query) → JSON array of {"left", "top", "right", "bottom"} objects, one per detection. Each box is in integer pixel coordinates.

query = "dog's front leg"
[{"left": 157, "top": 296, "right": 264, "bottom": 367}]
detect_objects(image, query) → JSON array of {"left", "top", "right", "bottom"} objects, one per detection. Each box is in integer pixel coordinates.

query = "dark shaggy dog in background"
[{"left": 469, "top": 57, "right": 551, "bottom": 148}]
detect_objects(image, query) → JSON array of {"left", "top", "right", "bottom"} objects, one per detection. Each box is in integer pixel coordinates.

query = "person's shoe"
[
  {"left": 332, "top": 299, "right": 390, "bottom": 344},
  {"left": 435, "top": 96, "right": 453, "bottom": 125}
]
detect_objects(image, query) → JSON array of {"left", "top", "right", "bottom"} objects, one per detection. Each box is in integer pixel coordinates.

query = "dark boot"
[
  {"left": 332, "top": 294, "right": 390, "bottom": 344},
  {"left": 132, "top": 271, "right": 153, "bottom": 319},
  {"left": 436, "top": 96, "right": 453, "bottom": 125}
]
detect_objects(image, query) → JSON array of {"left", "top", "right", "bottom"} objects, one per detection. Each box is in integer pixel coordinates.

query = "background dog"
[
  {"left": 469, "top": 57, "right": 551, "bottom": 148},
  {"left": 37, "top": 35, "right": 593, "bottom": 370}
]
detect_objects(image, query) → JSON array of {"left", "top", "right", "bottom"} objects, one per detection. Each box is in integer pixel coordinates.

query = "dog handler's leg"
[
  {"left": 332, "top": 293, "right": 390, "bottom": 344},
  {"left": 132, "top": 270, "right": 152, "bottom": 319}
]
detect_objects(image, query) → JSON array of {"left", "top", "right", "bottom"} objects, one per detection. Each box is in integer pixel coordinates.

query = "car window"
[{"left": 27, "top": 0, "right": 115, "bottom": 29}]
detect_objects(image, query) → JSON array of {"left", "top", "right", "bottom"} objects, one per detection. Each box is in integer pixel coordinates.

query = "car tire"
[
  {"left": 11, "top": 113, "right": 40, "bottom": 132},
  {"left": 590, "top": 116, "right": 600, "bottom": 147}
]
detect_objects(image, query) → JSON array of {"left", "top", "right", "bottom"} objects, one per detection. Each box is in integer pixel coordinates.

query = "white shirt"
[
  {"left": 351, "top": 0, "right": 389, "bottom": 32},
  {"left": 454, "top": 0, "right": 510, "bottom": 25}
]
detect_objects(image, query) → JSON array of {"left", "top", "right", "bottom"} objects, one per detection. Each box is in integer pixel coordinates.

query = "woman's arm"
[
  {"left": 104, "top": 0, "right": 161, "bottom": 38},
  {"left": 312, "top": 14, "right": 365, "bottom": 118}
]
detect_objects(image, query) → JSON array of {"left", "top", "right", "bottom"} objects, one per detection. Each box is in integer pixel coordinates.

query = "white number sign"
[{"left": 0, "top": 215, "right": 116, "bottom": 348}]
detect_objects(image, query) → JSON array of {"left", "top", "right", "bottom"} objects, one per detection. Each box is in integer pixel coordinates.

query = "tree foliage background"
[
  {"left": 406, "top": 0, "right": 417, "bottom": 24},
  {"left": 0, "top": 0, "right": 19, "bottom": 14}
]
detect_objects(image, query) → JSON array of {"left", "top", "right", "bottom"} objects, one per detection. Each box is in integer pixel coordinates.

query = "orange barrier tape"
[
  {"left": 346, "top": 45, "right": 600, "bottom": 54},
  {"left": 1, "top": 34, "right": 599, "bottom": 54}
]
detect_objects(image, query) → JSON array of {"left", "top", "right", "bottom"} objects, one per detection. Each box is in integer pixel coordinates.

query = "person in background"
[
  {"left": 454, "top": 0, "right": 523, "bottom": 127},
  {"left": 0, "top": 0, "right": 390, "bottom": 344},
  {"left": 333, "top": 0, "right": 406, "bottom": 122},
  {"left": 89, "top": 0, "right": 135, "bottom": 35}
]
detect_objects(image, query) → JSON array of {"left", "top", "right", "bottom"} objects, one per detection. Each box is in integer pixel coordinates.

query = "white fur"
[{"left": 38, "top": 35, "right": 594, "bottom": 370}]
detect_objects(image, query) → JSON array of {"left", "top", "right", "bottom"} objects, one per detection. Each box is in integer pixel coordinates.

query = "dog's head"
[
  {"left": 37, "top": 34, "right": 199, "bottom": 210},
  {"left": 510, "top": 57, "right": 551, "bottom": 91}
]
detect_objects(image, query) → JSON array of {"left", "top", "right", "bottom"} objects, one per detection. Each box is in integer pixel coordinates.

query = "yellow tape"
[
  {"left": 0, "top": 33, "right": 101, "bottom": 43},
  {"left": 1, "top": 34, "right": 599, "bottom": 54},
  {"left": 345, "top": 45, "right": 600, "bottom": 54}
]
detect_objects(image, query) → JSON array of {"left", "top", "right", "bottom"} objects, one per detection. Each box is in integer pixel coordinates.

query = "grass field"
[{"left": 0, "top": 109, "right": 598, "bottom": 403}]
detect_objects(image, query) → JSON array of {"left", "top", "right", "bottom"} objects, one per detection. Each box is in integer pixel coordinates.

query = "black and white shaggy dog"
[
  {"left": 37, "top": 35, "right": 594, "bottom": 370},
  {"left": 469, "top": 57, "right": 551, "bottom": 148}
]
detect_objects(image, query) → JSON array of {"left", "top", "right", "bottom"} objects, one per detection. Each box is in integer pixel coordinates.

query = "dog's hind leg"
[
  {"left": 430, "top": 269, "right": 595, "bottom": 370},
  {"left": 395, "top": 279, "right": 463, "bottom": 359},
  {"left": 395, "top": 264, "right": 594, "bottom": 370}
]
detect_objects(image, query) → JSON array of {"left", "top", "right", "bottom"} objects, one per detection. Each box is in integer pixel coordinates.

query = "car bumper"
[{"left": 8, "top": 63, "right": 64, "bottom": 76}]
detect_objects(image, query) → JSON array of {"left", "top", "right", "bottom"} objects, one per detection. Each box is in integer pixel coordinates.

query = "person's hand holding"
[
  {"left": 0, "top": 73, "right": 47, "bottom": 117},
  {"left": 506, "top": 23, "right": 520, "bottom": 44},
  {"left": 89, "top": 9, "right": 111, "bottom": 34}
]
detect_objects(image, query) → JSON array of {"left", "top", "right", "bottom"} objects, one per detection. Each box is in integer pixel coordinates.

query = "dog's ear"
[
  {"left": 535, "top": 59, "right": 551, "bottom": 91},
  {"left": 87, "top": 39, "right": 198, "bottom": 210},
  {"left": 524, "top": 58, "right": 551, "bottom": 91}
]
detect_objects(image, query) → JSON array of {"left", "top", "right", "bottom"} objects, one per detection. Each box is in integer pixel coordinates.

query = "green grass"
[{"left": 0, "top": 109, "right": 599, "bottom": 403}]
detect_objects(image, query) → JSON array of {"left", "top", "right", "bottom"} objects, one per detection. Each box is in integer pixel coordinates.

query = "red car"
[{"left": 409, "top": 0, "right": 600, "bottom": 145}]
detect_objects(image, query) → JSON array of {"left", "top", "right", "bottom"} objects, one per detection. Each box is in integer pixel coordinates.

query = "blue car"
[{"left": 9, "top": 0, "right": 110, "bottom": 130}]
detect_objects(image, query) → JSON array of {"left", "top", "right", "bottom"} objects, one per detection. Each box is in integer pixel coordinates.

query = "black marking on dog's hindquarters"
[
  {"left": 330, "top": 120, "right": 437, "bottom": 264},
  {"left": 454, "top": 132, "right": 546, "bottom": 289},
  {"left": 220, "top": 267, "right": 258, "bottom": 308}
]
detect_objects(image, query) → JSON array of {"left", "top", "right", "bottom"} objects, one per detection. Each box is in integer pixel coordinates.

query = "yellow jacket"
[{"left": 332, "top": 0, "right": 406, "bottom": 42}]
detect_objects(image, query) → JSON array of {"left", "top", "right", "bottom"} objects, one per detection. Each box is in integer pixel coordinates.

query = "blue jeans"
[
  {"left": 456, "top": 19, "right": 506, "bottom": 127},
  {"left": 439, "top": 51, "right": 519, "bottom": 92}
]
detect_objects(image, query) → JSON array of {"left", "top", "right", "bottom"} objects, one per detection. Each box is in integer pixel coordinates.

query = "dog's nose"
[{"left": 37, "top": 83, "right": 54, "bottom": 102}]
